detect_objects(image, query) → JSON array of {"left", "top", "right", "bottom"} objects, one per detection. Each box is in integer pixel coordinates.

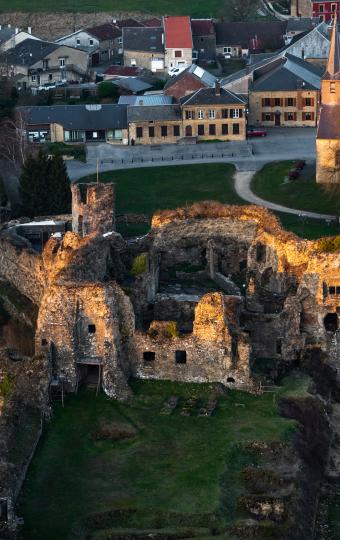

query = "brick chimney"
[{"left": 215, "top": 81, "right": 221, "bottom": 96}]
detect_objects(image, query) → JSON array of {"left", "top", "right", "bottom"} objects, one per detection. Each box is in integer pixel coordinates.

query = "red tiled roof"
[
  {"left": 164, "top": 16, "right": 193, "bottom": 49},
  {"left": 104, "top": 65, "right": 141, "bottom": 77},
  {"left": 191, "top": 19, "right": 215, "bottom": 36}
]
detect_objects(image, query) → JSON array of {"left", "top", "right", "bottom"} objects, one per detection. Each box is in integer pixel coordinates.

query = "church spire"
[{"left": 325, "top": 14, "right": 340, "bottom": 80}]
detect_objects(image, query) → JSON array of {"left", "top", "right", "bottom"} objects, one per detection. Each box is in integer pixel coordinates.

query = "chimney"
[
  {"left": 28, "top": 26, "right": 32, "bottom": 34},
  {"left": 215, "top": 81, "right": 221, "bottom": 96},
  {"left": 15, "top": 27, "right": 19, "bottom": 34}
]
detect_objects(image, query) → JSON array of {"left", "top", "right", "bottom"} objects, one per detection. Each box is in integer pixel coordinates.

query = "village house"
[
  {"left": 123, "top": 26, "right": 165, "bottom": 72},
  {"left": 164, "top": 16, "right": 193, "bottom": 71},
  {"left": 215, "top": 21, "right": 287, "bottom": 58},
  {"left": 180, "top": 83, "right": 246, "bottom": 141},
  {"left": 248, "top": 53, "right": 321, "bottom": 127},
  {"left": 191, "top": 19, "right": 216, "bottom": 62},
  {"left": 316, "top": 16, "right": 340, "bottom": 183},
  {"left": 19, "top": 104, "right": 128, "bottom": 144},
  {"left": 2, "top": 38, "right": 89, "bottom": 89},
  {"left": 127, "top": 104, "right": 182, "bottom": 144},
  {"left": 0, "top": 25, "right": 40, "bottom": 51},
  {"left": 312, "top": 1, "right": 340, "bottom": 22},
  {"left": 164, "top": 64, "right": 217, "bottom": 100}
]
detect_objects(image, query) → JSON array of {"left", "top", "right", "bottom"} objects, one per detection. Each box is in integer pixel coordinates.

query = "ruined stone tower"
[
  {"left": 71, "top": 182, "right": 115, "bottom": 237},
  {"left": 316, "top": 16, "right": 340, "bottom": 184}
]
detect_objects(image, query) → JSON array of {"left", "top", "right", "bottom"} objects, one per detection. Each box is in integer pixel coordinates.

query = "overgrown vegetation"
[
  {"left": 0, "top": 373, "right": 12, "bottom": 399},
  {"left": 18, "top": 379, "right": 300, "bottom": 540},
  {"left": 131, "top": 253, "right": 148, "bottom": 277}
]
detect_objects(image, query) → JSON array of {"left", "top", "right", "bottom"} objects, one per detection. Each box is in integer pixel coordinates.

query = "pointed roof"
[{"left": 324, "top": 15, "right": 340, "bottom": 80}]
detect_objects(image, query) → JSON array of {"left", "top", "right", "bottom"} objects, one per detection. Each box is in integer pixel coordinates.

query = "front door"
[
  {"left": 185, "top": 125, "right": 192, "bottom": 137},
  {"left": 275, "top": 112, "right": 281, "bottom": 126}
]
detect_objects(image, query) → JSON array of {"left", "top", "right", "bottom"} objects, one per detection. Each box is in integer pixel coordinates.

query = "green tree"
[
  {"left": 19, "top": 151, "right": 71, "bottom": 217},
  {"left": 97, "top": 81, "right": 120, "bottom": 100}
]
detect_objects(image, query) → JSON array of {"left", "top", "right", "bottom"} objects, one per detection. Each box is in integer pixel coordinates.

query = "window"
[
  {"left": 232, "top": 123, "right": 240, "bottom": 135},
  {"left": 185, "top": 110, "right": 194, "bottom": 120},
  {"left": 276, "top": 339, "right": 282, "bottom": 354},
  {"left": 332, "top": 3, "right": 337, "bottom": 11},
  {"left": 286, "top": 97, "right": 296, "bottom": 107},
  {"left": 324, "top": 313, "right": 338, "bottom": 332},
  {"left": 41, "top": 339, "right": 48, "bottom": 346},
  {"left": 222, "top": 124, "right": 228, "bottom": 135},
  {"left": 131, "top": 59, "right": 136, "bottom": 66},
  {"left": 48, "top": 73, "right": 53, "bottom": 81},
  {"left": 227, "top": 377, "right": 235, "bottom": 383},
  {"left": 285, "top": 112, "right": 296, "bottom": 121},
  {"left": 89, "top": 39, "right": 94, "bottom": 45},
  {"left": 331, "top": 82, "right": 335, "bottom": 93},
  {"left": 42, "top": 59, "right": 49, "bottom": 69},
  {"left": 149, "top": 126, "right": 155, "bottom": 138},
  {"left": 208, "top": 109, "right": 215, "bottom": 119},
  {"left": 76, "top": 38, "right": 80, "bottom": 45},
  {"left": 136, "top": 126, "right": 143, "bottom": 138},
  {"left": 262, "top": 112, "right": 274, "bottom": 121},
  {"left": 232, "top": 109, "right": 240, "bottom": 118},
  {"left": 223, "top": 47, "right": 232, "bottom": 53},
  {"left": 302, "top": 112, "right": 314, "bottom": 121},
  {"left": 262, "top": 98, "right": 271, "bottom": 107},
  {"left": 304, "top": 97, "right": 313, "bottom": 106},
  {"left": 274, "top": 98, "right": 282, "bottom": 106},
  {"left": 222, "top": 109, "right": 228, "bottom": 118},
  {"left": 198, "top": 109, "right": 204, "bottom": 119},
  {"left": 175, "top": 350, "right": 187, "bottom": 364},
  {"left": 256, "top": 243, "right": 266, "bottom": 263},
  {"left": 88, "top": 324, "right": 96, "bottom": 334},
  {"left": 173, "top": 125, "right": 180, "bottom": 137},
  {"left": 143, "top": 351, "right": 155, "bottom": 362},
  {"left": 174, "top": 50, "right": 182, "bottom": 57},
  {"left": 329, "top": 286, "right": 336, "bottom": 295},
  {"left": 59, "top": 58, "right": 65, "bottom": 68},
  {"left": 161, "top": 125, "right": 168, "bottom": 137},
  {"left": 319, "top": 4, "right": 324, "bottom": 12},
  {"left": 198, "top": 124, "right": 205, "bottom": 135},
  {"left": 31, "top": 74, "right": 36, "bottom": 82},
  {"left": 209, "top": 124, "right": 216, "bottom": 135}
]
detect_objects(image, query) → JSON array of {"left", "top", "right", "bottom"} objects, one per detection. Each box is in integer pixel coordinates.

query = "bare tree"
[{"left": 0, "top": 110, "right": 30, "bottom": 171}]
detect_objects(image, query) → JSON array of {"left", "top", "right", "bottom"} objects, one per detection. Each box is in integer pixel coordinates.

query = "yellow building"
[
  {"left": 248, "top": 53, "right": 321, "bottom": 128},
  {"left": 316, "top": 16, "right": 340, "bottom": 184},
  {"left": 180, "top": 83, "right": 247, "bottom": 141}
]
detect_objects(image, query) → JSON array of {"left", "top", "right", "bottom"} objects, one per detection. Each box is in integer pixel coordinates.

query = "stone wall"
[
  {"left": 71, "top": 182, "right": 115, "bottom": 237},
  {"left": 316, "top": 139, "right": 340, "bottom": 184},
  {"left": 133, "top": 293, "right": 251, "bottom": 387}
]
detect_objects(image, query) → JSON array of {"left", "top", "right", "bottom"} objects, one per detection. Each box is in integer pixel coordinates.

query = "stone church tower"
[{"left": 316, "top": 16, "right": 340, "bottom": 184}]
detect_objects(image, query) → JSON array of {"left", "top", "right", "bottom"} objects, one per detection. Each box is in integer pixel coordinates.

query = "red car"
[{"left": 247, "top": 127, "right": 267, "bottom": 138}]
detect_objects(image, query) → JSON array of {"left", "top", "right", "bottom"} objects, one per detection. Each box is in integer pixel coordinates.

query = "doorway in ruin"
[
  {"left": 77, "top": 363, "right": 102, "bottom": 394},
  {"left": 324, "top": 313, "right": 338, "bottom": 332}
]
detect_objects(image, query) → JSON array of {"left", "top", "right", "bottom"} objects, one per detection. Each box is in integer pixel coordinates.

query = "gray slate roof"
[
  {"left": 112, "top": 77, "right": 153, "bottom": 93},
  {"left": 118, "top": 94, "right": 173, "bottom": 106},
  {"left": 127, "top": 104, "right": 181, "bottom": 122},
  {"left": 180, "top": 87, "right": 246, "bottom": 106},
  {"left": 5, "top": 38, "right": 59, "bottom": 66},
  {"left": 0, "top": 27, "right": 15, "bottom": 46},
  {"left": 251, "top": 54, "right": 322, "bottom": 92},
  {"left": 286, "top": 18, "right": 317, "bottom": 33},
  {"left": 123, "top": 26, "right": 164, "bottom": 53},
  {"left": 19, "top": 104, "right": 128, "bottom": 130}
]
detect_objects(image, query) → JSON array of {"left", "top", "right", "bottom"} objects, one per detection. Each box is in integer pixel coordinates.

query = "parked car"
[
  {"left": 168, "top": 66, "right": 186, "bottom": 77},
  {"left": 247, "top": 127, "right": 267, "bottom": 138},
  {"left": 37, "top": 83, "right": 56, "bottom": 91}
]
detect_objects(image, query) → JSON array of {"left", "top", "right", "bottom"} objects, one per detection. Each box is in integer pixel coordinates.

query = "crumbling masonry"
[{"left": 0, "top": 184, "right": 339, "bottom": 401}]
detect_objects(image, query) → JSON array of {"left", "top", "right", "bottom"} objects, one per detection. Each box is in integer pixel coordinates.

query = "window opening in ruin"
[
  {"left": 256, "top": 243, "right": 266, "bottom": 263},
  {"left": 329, "top": 286, "right": 336, "bottom": 295},
  {"left": 227, "top": 377, "right": 235, "bottom": 383},
  {"left": 41, "top": 338, "right": 48, "bottom": 346},
  {"left": 175, "top": 350, "right": 187, "bottom": 364},
  {"left": 324, "top": 313, "right": 338, "bottom": 332},
  {"left": 337, "top": 287, "right": 340, "bottom": 295},
  {"left": 239, "top": 260, "right": 247, "bottom": 271},
  {"left": 78, "top": 215, "right": 84, "bottom": 236},
  {"left": 276, "top": 339, "right": 282, "bottom": 354},
  {"left": 231, "top": 337, "right": 238, "bottom": 359},
  {"left": 88, "top": 324, "right": 96, "bottom": 334},
  {"left": 143, "top": 351, "right": 155, "bottom": 362}
]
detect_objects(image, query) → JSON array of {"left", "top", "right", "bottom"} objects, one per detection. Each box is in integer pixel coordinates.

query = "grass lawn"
[
  {"left": 251, "top": 161, "right": 340, "bottom": 216},
  {"left": 0, "top": 0, "right": 228, "bottom": 17},
  {"left": 80, "top": 164, "right": 340, "bottom": 240},
  {"left": 18, "top": 379, "right": 298, "bottom": 540}
]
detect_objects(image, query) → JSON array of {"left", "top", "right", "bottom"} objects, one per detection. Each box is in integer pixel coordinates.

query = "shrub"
[
  {"left": 131, "top": 253, "right": 147, "bottom": 277},
  {"left": 97, "top": 82, "right": 119, "bottom": 100},
  {"left": 148, "top": 321, "right": 179, "bottom": 339},
  {"left": 317, "top": 236, "right": 340, "bottom": 253}
]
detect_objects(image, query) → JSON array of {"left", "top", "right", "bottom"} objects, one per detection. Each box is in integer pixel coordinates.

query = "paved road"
[
  {"left": 233, "top": 170, "right": 337, "bottom": 220},
  {"left": 67, "top": 127, "right": 317, "bottom": 180}
]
